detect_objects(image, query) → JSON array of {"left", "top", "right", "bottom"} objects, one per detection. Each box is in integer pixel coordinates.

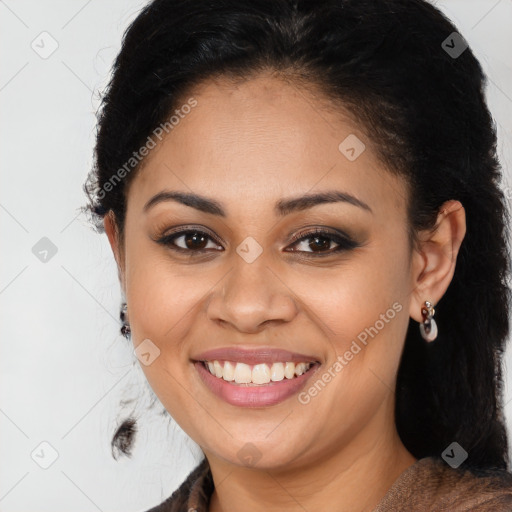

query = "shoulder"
[
  {"left": 143, "top": 458, "right": 213, "bottom": 512},
  {"left": 375, "top": 456, "right": 512, "bottom": 512}
]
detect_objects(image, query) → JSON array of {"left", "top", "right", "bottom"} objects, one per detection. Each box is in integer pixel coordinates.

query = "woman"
[{"left": 84, "top": 0, "right": 512, "bottom": 510}]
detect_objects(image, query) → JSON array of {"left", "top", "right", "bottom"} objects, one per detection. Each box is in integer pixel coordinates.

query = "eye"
[
  {"left": 156, "top": 228, "right": 223, "bottom": 253},
  {"left": 285, "top": 228, "right": 360, "bottom": 256}
]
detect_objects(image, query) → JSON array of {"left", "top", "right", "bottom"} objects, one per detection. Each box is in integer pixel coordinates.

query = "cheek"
[
  {"left": 122, "top": 247, "right": 209, "bottom": 429},
  {"left": 125, "top": 257, "right": 208, "bottom": 349},
  {"left": 123, "top": 232, "right": 202, "bottom": 363},
  {"left": 292, "top": 253, "right": 410, "bottom": 436},
  {"left": 308, "top": 248, "right": 409, "bottom": 342},
  {"left": 310, "top": 240, "right": 412, "bottom": 392}
]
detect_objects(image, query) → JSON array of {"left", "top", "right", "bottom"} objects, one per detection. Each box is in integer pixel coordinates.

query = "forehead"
[{"left": 128, "top": 74, "right": 408, "bottom": 218}]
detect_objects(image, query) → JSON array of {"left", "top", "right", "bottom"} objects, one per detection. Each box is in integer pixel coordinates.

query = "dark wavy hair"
[{"left": 84, "top": 0, "right": 512, "bottom": 471}]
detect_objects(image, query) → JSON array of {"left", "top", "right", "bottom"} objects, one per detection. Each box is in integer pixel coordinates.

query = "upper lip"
[{"left": 192, "top": 346, "right": 320, "bottom": 365}]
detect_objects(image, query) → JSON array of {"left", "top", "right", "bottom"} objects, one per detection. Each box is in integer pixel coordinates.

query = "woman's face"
[{"left": 111, "top": 74, "right": 421, "bottom": 470}]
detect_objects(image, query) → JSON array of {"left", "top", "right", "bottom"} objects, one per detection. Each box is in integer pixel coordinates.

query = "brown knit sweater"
[{"left": 145, "top": 456, "right": 512, "bottom": 511}]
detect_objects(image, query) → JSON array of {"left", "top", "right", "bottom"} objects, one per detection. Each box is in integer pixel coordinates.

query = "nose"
[{"left": 206, "top": 257, "right": 298, "bottom": 334}]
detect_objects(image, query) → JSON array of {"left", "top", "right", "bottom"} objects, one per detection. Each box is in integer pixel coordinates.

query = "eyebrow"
[{"left": 143, "top": 190, "right": 373, "bottom": 216}]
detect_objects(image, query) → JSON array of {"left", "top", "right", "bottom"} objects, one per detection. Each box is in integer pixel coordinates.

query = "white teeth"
[
  {"left": 204, "top": 360, "right": 314, "bottom": 383},
  {"left": 213, "top": 360, "right": 223, "bottom": 378},
  {"left": 284, "top": 362, "right": 295, "bottom": 379},
  {"left": 234, "top": 362, "right": 252, "bottom": 383},
  {"left": 270, "top": 362, "right": 285, "bottom": 382},
  {"left": 222, "top": 361, "right": 235, "bottom": 381},
  {"left": 295, "top": 362, "right": 307, "bottom": 376},
  {"left": 252, "top": 364, "right": 271, "bottom": 384}
]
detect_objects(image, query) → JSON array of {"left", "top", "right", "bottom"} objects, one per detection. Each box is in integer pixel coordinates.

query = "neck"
[{"left": 205, "top": 415, "right": 417, "bottom": 512}]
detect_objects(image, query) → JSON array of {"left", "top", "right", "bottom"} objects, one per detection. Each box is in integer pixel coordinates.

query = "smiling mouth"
[{"left": 201, "top": 360, "right": 318, "bottom": 385}]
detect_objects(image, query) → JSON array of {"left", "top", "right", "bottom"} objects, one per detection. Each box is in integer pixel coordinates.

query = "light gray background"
[{"left": 1, "top": 1, "right": 511, "bottom": 511}]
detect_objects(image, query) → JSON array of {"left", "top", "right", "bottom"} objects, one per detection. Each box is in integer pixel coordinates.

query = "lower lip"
[{"left": 194, "top": 361, "right": 320, "bottom": 407}]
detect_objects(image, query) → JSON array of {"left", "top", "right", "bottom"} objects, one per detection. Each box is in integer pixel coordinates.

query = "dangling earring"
[
  {"left": 120, "top": 302, "right": 131, "bottom": 338},
  {"left": 419, "top": 300, "right": 437, "bottom": 342}
]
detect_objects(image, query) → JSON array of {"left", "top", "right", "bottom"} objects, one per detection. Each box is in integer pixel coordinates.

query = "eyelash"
[{"left": 155, "top": 226, "right": 360, "bottom": 257}]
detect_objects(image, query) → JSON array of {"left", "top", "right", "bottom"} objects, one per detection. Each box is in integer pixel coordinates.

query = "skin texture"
[{"left": 104, "top": 74, "right": 466, "bottom": 512}]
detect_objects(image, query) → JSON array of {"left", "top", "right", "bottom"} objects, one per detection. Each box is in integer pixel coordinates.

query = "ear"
[
  {"left": 409, "top": 199, "right": 466, "bottom": 322},
  {"left": 104, "top": 211, "right": 126, "bottom": 294}
]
